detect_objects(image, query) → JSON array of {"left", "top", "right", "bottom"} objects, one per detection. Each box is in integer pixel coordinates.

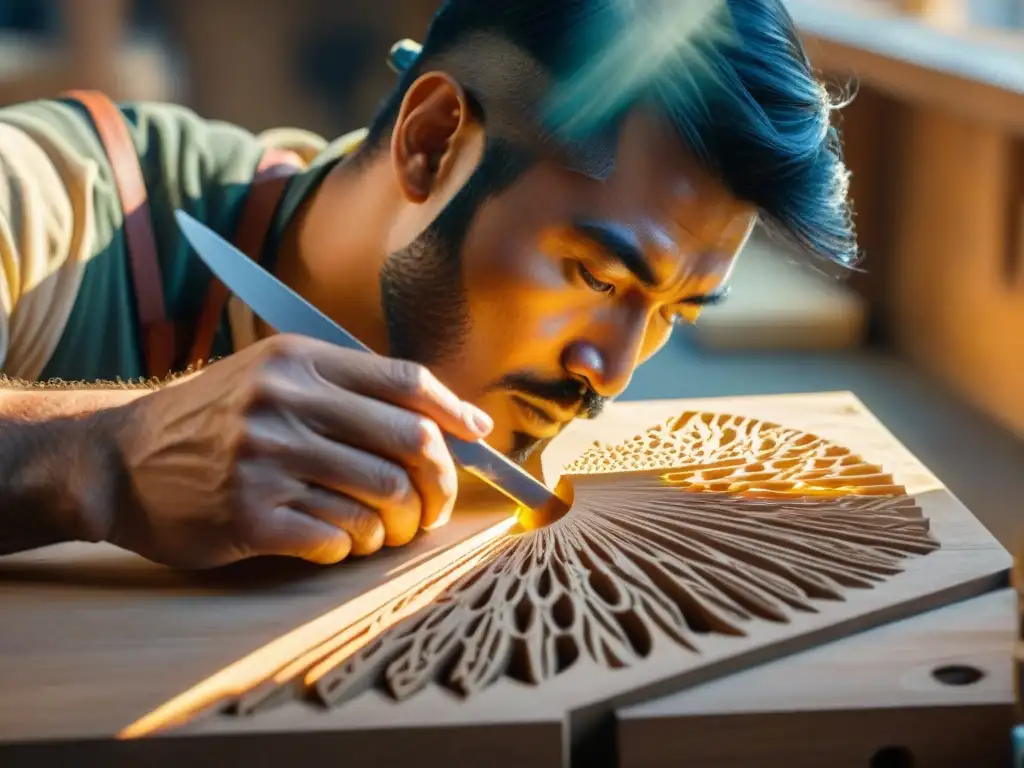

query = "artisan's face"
[{"left": 383, "top": 74, "right": 756, "bottom": 462}]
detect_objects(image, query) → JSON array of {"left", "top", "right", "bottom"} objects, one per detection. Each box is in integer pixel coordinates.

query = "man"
[{"left": 0, "top": 0, "right": 855, "bottom": 570}]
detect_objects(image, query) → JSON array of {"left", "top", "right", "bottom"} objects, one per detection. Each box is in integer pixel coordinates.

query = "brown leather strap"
[
  {"left": 187, "top": 147, "right": 303, "bottom": 368},
  {"left": 65, "top": 90, "right": 176, "bottom": 380}
]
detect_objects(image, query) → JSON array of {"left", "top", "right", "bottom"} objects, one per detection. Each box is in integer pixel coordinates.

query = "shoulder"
[
  {"left": 120, "top": 100, "right": 265, "bottom": 180},
  {"left": 0, "top": 98, "right": 106, "bottom": 187},
  {"left": 0, "top": 97, "right": 104, "bottom": 267},
  {"left": 0, "top": 99, "right": 102, "bottom": 380}
]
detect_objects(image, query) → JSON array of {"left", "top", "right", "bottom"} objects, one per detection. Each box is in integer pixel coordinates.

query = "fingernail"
[{"left": 464, "top": 404, "right": 493, "bottom": 436}]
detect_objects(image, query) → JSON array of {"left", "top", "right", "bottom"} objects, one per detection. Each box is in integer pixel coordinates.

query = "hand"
[{"left": 100, "top": 334, "right": 493, "bottom": 569}]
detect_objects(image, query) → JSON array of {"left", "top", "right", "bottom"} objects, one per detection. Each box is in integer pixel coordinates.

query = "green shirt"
[{"left": 0, "top": 97, "right": 361, "bottom": 384}]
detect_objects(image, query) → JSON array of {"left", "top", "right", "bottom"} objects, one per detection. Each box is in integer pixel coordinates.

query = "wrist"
[{"left": 0, "top": 408, "right": 131, "bottom": 548}]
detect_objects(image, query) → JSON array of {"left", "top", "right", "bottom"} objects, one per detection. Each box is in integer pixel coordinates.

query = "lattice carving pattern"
[
  {"left": 564, "top": 411, "right": 906, "bottom": 497},
  {"left": 230, "top": 411, "right": 939, "bottom": 715}
]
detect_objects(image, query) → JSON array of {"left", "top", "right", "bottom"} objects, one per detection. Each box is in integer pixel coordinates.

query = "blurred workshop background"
[{"left": 0, "top": 0, "right": 1021, "bottom": 543}]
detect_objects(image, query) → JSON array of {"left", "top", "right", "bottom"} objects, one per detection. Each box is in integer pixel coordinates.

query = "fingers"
[
  {"left": 267, "top": 424, "right": 422, "bottom": 545},
  {"left": 296, "top": 487, "right": 387, "bottom": 556},
  {"left": 249, "top": 337, "right": 488, "bottom": 549},
  {"left": 288, "top": 391, "right": 460, "bottom": 541},
  {"left": 248, "top": 505, "right": 353, "bottom": 565},
  {"left": 394, "top": 417, "right": 458, "bottom": 534},
  {"left": 311, "top": 348, "right": 494, "bottom": 443},
  {"left": 252, "top": 408, "right": 431, "bottom": 546}
]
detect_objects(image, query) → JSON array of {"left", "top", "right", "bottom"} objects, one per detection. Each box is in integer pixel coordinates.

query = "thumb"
[{"left": 249, "top": 505, "right": 353, "bottom": 565}]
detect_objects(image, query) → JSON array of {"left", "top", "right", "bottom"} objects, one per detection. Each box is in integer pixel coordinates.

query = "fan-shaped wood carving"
[{"left": 220, "top": 410, "right": 938, "bottom": 716}]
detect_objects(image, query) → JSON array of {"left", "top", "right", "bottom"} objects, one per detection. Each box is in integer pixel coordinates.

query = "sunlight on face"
[{"left": 424, "top": 111, "right": 758, "bottom": 461}]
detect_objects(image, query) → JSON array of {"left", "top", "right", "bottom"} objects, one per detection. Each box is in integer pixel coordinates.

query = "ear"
[{"left": 390, "top": 72, "right": 479, "bottom": 204}]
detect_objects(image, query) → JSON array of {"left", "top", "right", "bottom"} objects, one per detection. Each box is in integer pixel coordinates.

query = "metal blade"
[{"left": 175, "top": 209, "right": 565, "bottom": 515}]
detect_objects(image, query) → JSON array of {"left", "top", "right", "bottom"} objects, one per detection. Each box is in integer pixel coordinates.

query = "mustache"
[{"left": 495, "top": 373, "right": 608, "bottom": 420}]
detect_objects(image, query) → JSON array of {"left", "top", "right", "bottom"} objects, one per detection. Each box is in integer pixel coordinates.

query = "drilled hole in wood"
[
  {"left": 870, "top": 745, "right": 915, "bottom": 768},
  {"left": 931, "top": 664, "right": 984, "bottom": 686}
]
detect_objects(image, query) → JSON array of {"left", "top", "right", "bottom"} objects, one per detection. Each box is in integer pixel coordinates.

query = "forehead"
[
  {"left": 496, "top": 108, "right": 755, "bottom": 266},
  {"left": 600, "top": 110, "right": 755, "bottom": 249}
]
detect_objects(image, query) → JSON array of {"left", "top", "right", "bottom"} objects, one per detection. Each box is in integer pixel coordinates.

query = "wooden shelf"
[
  {"left": 788, "top": 0, "right": 1024, "bottom": 134},
  {"left": 785, "top": 0, "right": 1024, "bottom": 441}
]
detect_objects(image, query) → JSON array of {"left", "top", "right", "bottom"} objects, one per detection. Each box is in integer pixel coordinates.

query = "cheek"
[
  {"left": 461, "top": 218, "right": 582, "bottom": 354},
  {"left": 638, "top": 317, "right": 674, "bottom": 364},
  {"left": 462, "top": 244, "right": 575, "bottom": 363}
]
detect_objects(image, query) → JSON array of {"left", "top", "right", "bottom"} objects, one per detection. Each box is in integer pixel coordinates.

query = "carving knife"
[{"left": 174, "top": 210, "right": 568, "bottom": 522}]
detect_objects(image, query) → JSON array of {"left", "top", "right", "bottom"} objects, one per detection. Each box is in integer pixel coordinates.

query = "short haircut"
[{"left": 357, "top": 0, "right": 856, "bottom": 268}]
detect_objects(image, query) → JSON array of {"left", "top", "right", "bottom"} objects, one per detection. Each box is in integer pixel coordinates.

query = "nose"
[{"left": 561, "top": 316, "right": 647, "bottom": 399}]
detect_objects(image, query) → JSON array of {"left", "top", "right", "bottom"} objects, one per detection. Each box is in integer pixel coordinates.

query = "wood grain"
[
  {"left": 0, "top": 392, "right": 1009, "bottom": 768},
  {"left": 618, "top": 588, "right": 1015, "bottom": 767}
]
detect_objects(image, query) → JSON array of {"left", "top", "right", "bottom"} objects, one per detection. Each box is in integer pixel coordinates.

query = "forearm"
[
  {"left": 0, "top": 372, "right": 195, "bottom": 420},
  {"left": 0, "top": 386, "right": 149, "bottom": 421},
  {"left": 0, "top": 405, "right": 132, "bottom": 556},
  {"left": 0, "top": 383, "right": 151, "bottom": 556}
]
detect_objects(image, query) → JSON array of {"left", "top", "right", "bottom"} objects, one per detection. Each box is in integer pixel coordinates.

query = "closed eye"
[
  {"left": 664, "top": 287, "right": 731, "bottom": 326},
  {"left": 681, "top": 286, "right": 731, "bottom": 306},
  {"left": 577, "top": 262, "right": 615, "bottom": 294}
]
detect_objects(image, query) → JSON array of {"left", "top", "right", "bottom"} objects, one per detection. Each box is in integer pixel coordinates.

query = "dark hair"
[{"left": 357, "top": 0, "right": 857, "bottom": 268}]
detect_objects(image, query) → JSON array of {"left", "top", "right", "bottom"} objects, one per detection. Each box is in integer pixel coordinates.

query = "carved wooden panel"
[
  {"left": 121, "top": 408, "right": 973, "bottom": 745},
  {"left": 305, "top": 413, "right": 936, "bottom": 708},
  {"left": 0, "top": 394, "right": 1010, "bottom": 768}
]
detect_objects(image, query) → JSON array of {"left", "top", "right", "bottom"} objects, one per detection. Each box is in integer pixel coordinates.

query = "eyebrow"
[
  {"left": 571, "top": 218, "right": 731, "bottom": 306},
  {"left": 572, "top": 219, "right": 657, "bottom": 286}
]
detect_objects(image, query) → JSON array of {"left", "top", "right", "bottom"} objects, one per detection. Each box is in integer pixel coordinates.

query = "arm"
[
  {"left": 0, "top": 376, "right": 202, "bottom": 555},
  {"left": 0, "top": 105, "right": 156, "bottom": 556},
  {"left": 0, "top": 403, "right": 128, "bottom": 556},
  {"left": 0, "top": 380, "right": 150, "bottom": 420}
]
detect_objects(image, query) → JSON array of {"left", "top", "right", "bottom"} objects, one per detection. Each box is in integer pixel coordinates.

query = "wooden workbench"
[
  {"left": 0, "top": 391, "right": 1010, "bottom": 766},
  {"left": 618, "top": 588, "right": 1015, "bottom": 767}
]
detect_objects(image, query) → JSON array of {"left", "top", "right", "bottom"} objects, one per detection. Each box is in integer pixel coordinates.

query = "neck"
[{"left": 272, "top": 157, "right": 395, "bottom": 354}]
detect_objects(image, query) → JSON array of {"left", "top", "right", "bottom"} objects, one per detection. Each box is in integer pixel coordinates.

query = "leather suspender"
[
  {"left": 64, "top": 90, "right": 303, "bottom": 378},
  {"left": 66, "top": 90, "right": 174, "bottom": 379},
  {"left": 187, "top": 146, "right": 302, "bottom": 368}
]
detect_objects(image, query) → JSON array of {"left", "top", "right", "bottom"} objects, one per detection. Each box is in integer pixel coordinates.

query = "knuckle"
[
  {"left": 235, "top": 415, "right": 295, "bottom": 462},
  {"left": 347, "top": 508, "right": 379, "bottom": 539},
  {"left": 256, "top": 334, "right": 322, "bottom": 376},
  {"left": 390, "top": 360, "right": 433, "bottom": 399},
  {"left": 243, "top": 370, "right": 285, "bottom": 408},
  {"left": 410, "top": 416, "right": 443, "bottom": 454},
  {"left": 223, "top": 419, "right": 267, "bottom": 471},
  {"left": 262, "top": 332, "right": 308, "bottom": 360},
  {"left": 372, "top": 463, "right": 416, "bottom": 509},
  {"left": 239, "top": 346, "right": 308, "bottom": 408},
  {"left": 226, "top": 491, "right": 264, "bottom": 541},
  {"left": 347, "top": 511, "right": 385, "bottom": 554},
  {"left": 236, "top": 421, "right": 271, "bottom": 458}
]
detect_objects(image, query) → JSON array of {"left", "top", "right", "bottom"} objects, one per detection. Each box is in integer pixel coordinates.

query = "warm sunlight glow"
[
  {"left": 515, "top": 477, "right": 576, "bottom": 532},
  {"left": 118, "top": 409, "right": 925, "bottom": 735},
  {"left": 118, "top": 516, "right": 518, "bottom": 740}
]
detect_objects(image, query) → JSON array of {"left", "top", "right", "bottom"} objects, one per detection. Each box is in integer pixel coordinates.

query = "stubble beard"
[{"left": 379, "top": 225, "right": 544, "bottom": 466}]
